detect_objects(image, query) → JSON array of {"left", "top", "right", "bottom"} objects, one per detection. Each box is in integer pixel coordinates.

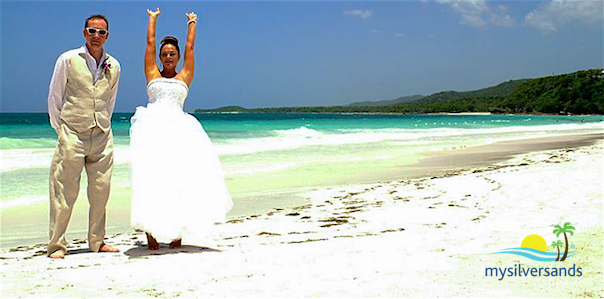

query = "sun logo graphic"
[{"left": 492, "top": 222, "right": 577, "bottom": 262}]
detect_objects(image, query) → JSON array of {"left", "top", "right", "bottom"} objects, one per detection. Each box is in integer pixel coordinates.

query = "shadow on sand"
[
  {"left": 124, "top": 242, "right": 221, "bottom": 258},
  {"left": 64, "top": 248, "right": 96, "bottom": 256}
]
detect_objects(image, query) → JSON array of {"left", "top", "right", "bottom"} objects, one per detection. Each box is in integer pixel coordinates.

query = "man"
[{"left": 47, "top": 14, "right": 121, "bottom": 258}]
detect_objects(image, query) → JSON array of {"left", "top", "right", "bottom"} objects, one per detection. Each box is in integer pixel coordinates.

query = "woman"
[{"left": 130, "top": 8, "right": 233, "bottom": 250}]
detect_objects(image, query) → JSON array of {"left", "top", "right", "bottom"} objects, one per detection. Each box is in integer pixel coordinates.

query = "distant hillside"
[
  {"left": 347, "top": 79, "right": 528, "bottom": 108},
  {"left": 195, "top": 69, "right": 604, "bottom": 115},
  {"left": 348, "top": 94, "right": 424, "bottom": 107},
  {"left": 410, "top": 79, "right": 530, "bottom": 105},
  {"left": 498, "top": 69, "right": 604, "bottom": 114}
]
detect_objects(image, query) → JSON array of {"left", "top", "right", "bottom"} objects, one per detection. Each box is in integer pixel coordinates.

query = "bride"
[{"left": 130, "top": 7, "right": 233, "bottom": 250}]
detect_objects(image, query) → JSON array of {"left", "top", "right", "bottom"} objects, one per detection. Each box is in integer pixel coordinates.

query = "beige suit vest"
[{"left": 60, "top": 55, "right": 118, "bottom": 133}]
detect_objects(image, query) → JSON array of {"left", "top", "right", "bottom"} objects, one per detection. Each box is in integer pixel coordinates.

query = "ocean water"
[{"left": 1, "top": 112, "right": 603, "bottom": 248}]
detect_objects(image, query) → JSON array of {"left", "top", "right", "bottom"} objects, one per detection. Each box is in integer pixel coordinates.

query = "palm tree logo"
[
  {"left": 550, "top": 240, "right": 563, "bottom": 261},
  {"left": 553, "top": 222, "right": 575, "bottom": 262},
  {"left": 492, "top": 222, "right": 578, "bottom": 262}
]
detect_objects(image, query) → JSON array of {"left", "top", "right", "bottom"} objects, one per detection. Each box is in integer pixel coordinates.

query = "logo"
[
  {"left": 485, "top": 222, "right": 582, "bottom": 280},
  {"left": 492, "top": 222, "right": 577, "bottom": 262}
]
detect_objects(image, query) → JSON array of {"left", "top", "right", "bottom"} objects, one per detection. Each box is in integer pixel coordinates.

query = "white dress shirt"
[{"left": 47, "top": 45, "right": 121, "bottom": 131}]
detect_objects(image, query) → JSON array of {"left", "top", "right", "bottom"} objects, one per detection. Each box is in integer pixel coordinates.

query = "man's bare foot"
[
  {"left": 146, "top": 233, "right": 159, "bottom": 250},
  {"left": 99, "top": 243, "right": 120, "bottom": 253},
  {"left": 169, "top": 239, "right": 182, "bottom": 249},
  {"left": 49, "top": 250, "right": 65, "bottom": 259}
]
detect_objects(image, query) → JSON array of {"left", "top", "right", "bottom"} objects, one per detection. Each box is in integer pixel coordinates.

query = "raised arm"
[
  {"left": 178, "top": 12, "right": 197, "bottom": 87},
  {"left": 144, "top": 8, "right": 162, "bottom": 83}
]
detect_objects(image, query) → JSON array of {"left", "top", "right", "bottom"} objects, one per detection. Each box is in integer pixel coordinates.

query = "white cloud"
[
  {"left": 437, "top": 0, "right": 515, "bottom": 28},
  {"left": 394, "top": 32, "right": 406, "bottom": 38},
  {"left": 492, "top": 5, "right": 515, "bottom": 27},
  {"left": 371, "top": 29, "right": 383, "bottom": 34},
  {"left": 344, "top": 9, "right": 373, "bottom": 20},
  {"left": 525, "top": 0, "right": 604, "bottom": 32}
]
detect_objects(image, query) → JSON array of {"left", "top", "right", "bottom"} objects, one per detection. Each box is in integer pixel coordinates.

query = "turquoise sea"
[{"left": 1, "top": 112, "right": 603, "bottom": 248}]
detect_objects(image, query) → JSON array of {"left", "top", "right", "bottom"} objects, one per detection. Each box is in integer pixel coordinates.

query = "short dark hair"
[
  {"left": 160, "top": 36, "right": 180, "bottom": 55},
  {"left": 85, "top": 14, "right": 109, "bottom": 30}
]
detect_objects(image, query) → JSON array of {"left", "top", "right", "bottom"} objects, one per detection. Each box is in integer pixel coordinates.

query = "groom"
[{"left": 47, "top": 14, "right": 121, "bottom": 258}]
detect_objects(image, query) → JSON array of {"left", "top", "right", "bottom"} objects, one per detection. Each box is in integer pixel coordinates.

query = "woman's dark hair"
[
  {"left": 160, "top": 36, "right": 180, "bottom": 55},
  {"left": 84, "top": 14, "right": 109, "bottom": 30}
]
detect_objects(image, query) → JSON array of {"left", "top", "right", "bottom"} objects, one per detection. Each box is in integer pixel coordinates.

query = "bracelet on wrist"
[{"left": 187, "top": 19, "right": 197, "bottom": 25}]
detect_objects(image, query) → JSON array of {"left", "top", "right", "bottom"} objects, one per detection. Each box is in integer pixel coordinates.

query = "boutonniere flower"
[{"left": 101, "top": 57, "right": 112, "bottom": 75}]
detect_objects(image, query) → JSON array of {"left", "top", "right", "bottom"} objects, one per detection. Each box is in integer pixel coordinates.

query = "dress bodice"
[{"left": 146, "top": 78, "right": 189, "bottom": 108}]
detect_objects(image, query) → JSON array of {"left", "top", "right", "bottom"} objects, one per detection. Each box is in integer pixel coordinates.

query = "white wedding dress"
[{"left": 129, "top": 77, "right": 233, "bottom": 245}]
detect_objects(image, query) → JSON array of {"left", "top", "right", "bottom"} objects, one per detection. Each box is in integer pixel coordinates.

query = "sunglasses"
[{"left": 85, "top": 28, "right": 108, "bottom": 36}]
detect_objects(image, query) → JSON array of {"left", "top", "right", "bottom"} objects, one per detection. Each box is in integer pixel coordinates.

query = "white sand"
[{"left": 1, "top": 140, "right": 602, "bottom": 298}]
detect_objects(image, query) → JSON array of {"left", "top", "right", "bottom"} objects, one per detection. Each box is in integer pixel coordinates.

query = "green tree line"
[{"left": 196, "top": 69, "right": 604, "bottom": 115}]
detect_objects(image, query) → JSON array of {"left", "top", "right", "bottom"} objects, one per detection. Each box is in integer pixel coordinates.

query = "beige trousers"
[{"left": 48, "top": 123, "right": 113, "bottom": 255}]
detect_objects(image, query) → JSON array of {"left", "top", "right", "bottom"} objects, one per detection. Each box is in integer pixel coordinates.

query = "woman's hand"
[
  {"left": 186, "top": 12, "right": 198, "bottom": 23},
  {"left": 147, "top": 7, "right": 161, "bottom": 19}
]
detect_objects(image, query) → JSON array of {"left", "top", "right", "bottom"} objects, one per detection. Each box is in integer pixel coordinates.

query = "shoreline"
[
  {"left": 1, "top": 134, "right": 602, "bottom": 297},
  {"left": 299, "top": 132, "right": 604, "bottom": 192},
  {"left": 406, "top": 132, "right": 604, "bottom": 175},
  {"left": 1, "top": 132, "right": 602, "bottom": 250},
  {"left": 219, "top": 132, "right": 604, "bottom": 220},
  {"left": 2, "top": 111, "right": 603, "bottom": 116},
  {"left": 191, "top": 110, "right": 604, "bottom": 117}
]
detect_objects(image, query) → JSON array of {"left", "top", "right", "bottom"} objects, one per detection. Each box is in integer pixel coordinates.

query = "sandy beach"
[{"left": 1, "top": 134, "right": 603, "bottom": 298}]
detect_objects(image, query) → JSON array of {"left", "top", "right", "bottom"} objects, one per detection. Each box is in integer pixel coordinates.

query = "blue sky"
[{"left": 1, "top": 0, "right": 602, "bottom": 113}]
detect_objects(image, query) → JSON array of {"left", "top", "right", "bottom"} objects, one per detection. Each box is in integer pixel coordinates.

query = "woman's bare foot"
[
  {"left": 169, "top": 239, "right": 182, "bottom": 249},
  {"left": 146, "top": 232, "right": 159, "bottom": 250},
  {"left": 49, "top": 250, "right": 65, "bottom": 259}
]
